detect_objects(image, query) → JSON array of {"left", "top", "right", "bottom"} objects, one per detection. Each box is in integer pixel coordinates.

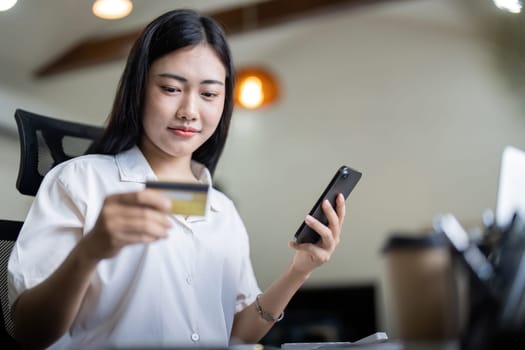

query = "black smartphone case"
[{"left": 294, "top": 165, "right": 362, "bottom": 244}]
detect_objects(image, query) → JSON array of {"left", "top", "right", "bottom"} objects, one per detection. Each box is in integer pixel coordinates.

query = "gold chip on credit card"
[{"left": 145, "top": 181, "right": 209, "bottom": 216}]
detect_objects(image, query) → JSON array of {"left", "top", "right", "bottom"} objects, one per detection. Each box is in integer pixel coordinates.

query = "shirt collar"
[
  {"left": 115, "top": 146, "right": 156, "bottom": 183},
  {"left": 115, "top": 146, "right": 222, "bottom": 212}
]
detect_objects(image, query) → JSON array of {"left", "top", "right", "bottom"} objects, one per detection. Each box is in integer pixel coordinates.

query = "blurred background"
[{"left": 1, "top": 0, "right": 525, "bottom": 343}]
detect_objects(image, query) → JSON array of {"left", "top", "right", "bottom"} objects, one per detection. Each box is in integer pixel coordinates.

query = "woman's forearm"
[
  {"left": 12, "top": 239, "right": 99, "bottom": 349},
  {"left": 231, "top": 262, "right": 310, "bottom": 344}
]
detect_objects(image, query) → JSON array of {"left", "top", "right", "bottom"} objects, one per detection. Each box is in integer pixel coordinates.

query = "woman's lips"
[{"left": 169, "top": 126, "right": 199, "bottom": 138}]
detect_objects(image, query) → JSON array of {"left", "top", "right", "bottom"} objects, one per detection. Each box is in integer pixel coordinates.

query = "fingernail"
[
  {"left": 164, "top": 199, "right": 172, "bottom": 210},
  {"left": 305, "top": 215, "right": 314, "bottom": 223}
]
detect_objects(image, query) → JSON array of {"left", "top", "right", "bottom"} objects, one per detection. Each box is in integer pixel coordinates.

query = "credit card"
[{"left": 145, "top": 181, "right": 209, "bottom": 216}]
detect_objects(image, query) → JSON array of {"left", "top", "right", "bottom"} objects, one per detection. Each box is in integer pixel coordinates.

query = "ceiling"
[
  {"left": 0, "top": 0, "right": 521, "bottom": 136},
  {"left": 0, "top": 0, "right": 259, "bottom": 77},
  {"left": 0, "top": 0, "right": 520, "bottom": 89},
  {"left": 0, "top": 0, "right": 386, "bottom": 80}
]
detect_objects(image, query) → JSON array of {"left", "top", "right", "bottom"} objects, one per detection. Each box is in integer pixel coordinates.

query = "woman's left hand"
[{"left": 288, "top": 193, "right": 346, "bottom": 275}]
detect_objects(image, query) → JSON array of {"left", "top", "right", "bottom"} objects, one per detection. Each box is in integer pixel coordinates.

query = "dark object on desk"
[
  {"left": 260, "top": 284, "right": 377, "bottom": 347},
  {"left": 435, "top": 213, "right": 525, "bottom": 350}
]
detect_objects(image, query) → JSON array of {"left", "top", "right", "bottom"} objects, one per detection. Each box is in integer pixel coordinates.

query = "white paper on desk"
[
  {"left": 496, "top": 145, "right": 525, "bottom": 228},
  {"left": 281, "top": 332, "right": 390, "bottom": 349}
]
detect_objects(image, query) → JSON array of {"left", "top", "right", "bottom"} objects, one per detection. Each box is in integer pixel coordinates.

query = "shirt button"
[
  {"left": 186, "top": 275, "right": 193, "bottom": 285},
  {"left": 191, "top": 333, "right": 200, "bottom": 342}
]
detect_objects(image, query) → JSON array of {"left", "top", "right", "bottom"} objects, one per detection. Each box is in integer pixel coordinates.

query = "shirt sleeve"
[{"left": 7, "top": 163, "right": 86, "bottom": 308}]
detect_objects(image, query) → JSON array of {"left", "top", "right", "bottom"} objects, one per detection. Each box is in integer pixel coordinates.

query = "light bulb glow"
[
  {"left": 93, "top": 0, "right": 133, "bottom": 20},
  {"left": 0, "top": 0, "right": 17, "bottom": 12},
  {"left": 234, "top": 67, "right": 280, "bottom": 109},
  {"left": 239, "top": 76, "right": 264, "bottom": 109},
  {"left": 493, "top": 0, "right": 522, "bottom": 13}
]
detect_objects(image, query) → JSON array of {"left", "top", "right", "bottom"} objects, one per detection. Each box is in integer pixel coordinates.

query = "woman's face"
[{"left": 140, "top": 43, "right": 226, "bottom": 164}]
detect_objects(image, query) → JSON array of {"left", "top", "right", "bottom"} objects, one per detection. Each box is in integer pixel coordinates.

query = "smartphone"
[
  {"left": 145, "top": 181, "right": 209, "bottom": 216},
  {"left": 294, "top": 165, "right": 362, "bottom": 244}
]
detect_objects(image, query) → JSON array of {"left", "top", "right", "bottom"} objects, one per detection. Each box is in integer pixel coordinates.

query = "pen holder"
[{"left": 381, "top": 232, "right": 468, "bottom": 342}]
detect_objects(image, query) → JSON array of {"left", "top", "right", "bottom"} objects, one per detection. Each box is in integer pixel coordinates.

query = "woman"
[{"left": 7, "top": 9, "right": 346, "bottom": 349}]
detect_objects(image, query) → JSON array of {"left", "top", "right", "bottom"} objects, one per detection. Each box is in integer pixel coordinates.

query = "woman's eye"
[
  {"left": 161, "top": 86, "right": 180, "bottom": 93},
  {"left": 202, "top": 92, "right": 218, "bottom": 98}
]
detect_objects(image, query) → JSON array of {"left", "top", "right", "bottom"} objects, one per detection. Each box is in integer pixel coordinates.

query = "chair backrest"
[
  {"left": 0, "top": 220, "right": 23, "bottom": 346},
  {"left": 14, "top": 108, "right": 104, "bottom": 196},
  {"left": 1, "top": 110, "right": 104, "bottom": 346}
]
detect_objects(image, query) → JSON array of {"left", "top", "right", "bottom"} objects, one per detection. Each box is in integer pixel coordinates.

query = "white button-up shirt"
[{"left": 8, "top": 146, "right": 261, "bottom": 349}]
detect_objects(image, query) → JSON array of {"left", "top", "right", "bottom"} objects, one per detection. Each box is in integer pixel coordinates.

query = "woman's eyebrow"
[
  {"left": 201, "top": 79, "right": 224, "bottom": 86},
  {"left": 158, "top": 73, "right": 224, "bottom": 85}
]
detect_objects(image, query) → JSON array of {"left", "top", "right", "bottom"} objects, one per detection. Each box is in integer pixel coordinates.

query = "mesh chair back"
[
  {"left": 1, "top": 110, "right": 103, "bottom": 346},
  {"left": 0, "top": 220, "right": 23, "bottom": 346},
  {"left": 15, "top": 109, "right": 104, "bottom": 196}
]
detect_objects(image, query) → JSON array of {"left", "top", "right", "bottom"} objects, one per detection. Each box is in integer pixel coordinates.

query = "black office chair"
[
  {"left": 0, "top": 109, "right": 104, "bottom": 345},
  {"left": 15, "top": 108, "right": 104, "bottom": 196},
  {"left": 0, "top": 220, "right": 23, "bottom": 347}
]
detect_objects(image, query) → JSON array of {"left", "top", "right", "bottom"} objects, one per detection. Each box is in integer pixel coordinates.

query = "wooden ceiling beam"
[{"left": 34, "top": 0, "right": 379, "bottom": 78}]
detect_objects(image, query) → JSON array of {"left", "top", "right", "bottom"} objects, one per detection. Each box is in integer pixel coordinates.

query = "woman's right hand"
[{"left": 81, "top": 189, "right": 172, "bottom": 261}]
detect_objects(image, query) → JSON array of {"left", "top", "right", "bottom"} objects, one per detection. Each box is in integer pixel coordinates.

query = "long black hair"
[{"left": 89, "top": 9, "right": 235, "bottom": 176}]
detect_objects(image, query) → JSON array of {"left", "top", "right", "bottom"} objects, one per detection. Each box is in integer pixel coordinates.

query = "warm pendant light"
[
  {"left": 234, "top": 67, "right": 280, "bottom": 109},
  {"left": 92, "top": 0, "right": 133, "bottom": 20},
  {"left": 0, "top": 0, "right": 17, "bottom": 12}
]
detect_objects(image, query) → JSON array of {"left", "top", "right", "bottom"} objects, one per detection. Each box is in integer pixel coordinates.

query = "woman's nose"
[{"left": 176, "top": 94, "right": 198, "bottom": 120}]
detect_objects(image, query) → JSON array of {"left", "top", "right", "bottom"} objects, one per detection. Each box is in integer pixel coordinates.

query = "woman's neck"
[
  {"left": 154, "top": 163, "right": 198, "bottom": 183},
  {"left": 139, "top": 145, "right": 198, "bottom": 183}
]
